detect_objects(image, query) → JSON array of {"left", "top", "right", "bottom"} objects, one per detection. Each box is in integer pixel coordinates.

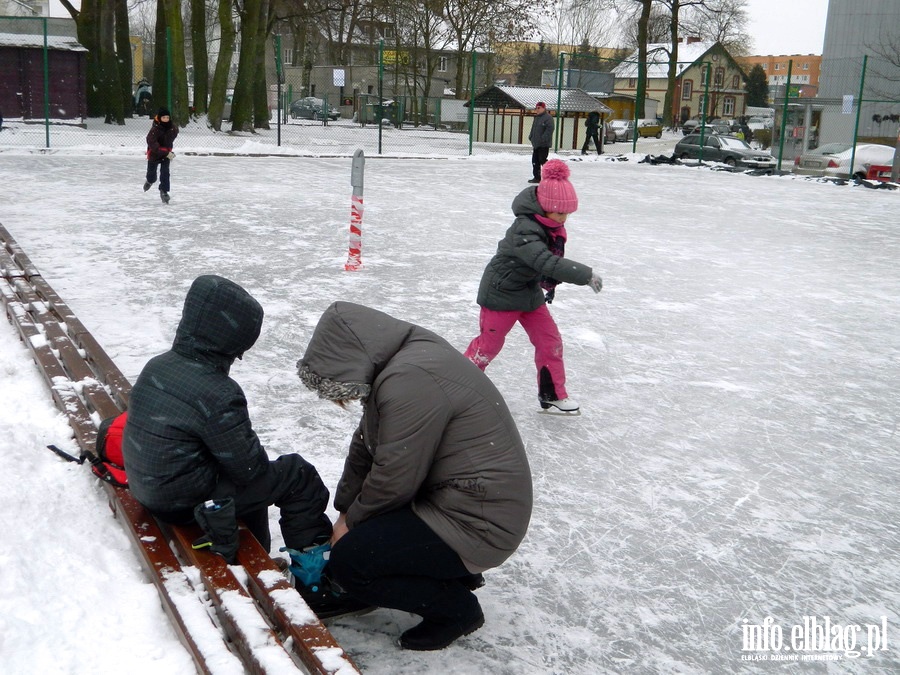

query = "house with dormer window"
[{"left": 612, "top": 40, "right": 747, "bottom": 125}]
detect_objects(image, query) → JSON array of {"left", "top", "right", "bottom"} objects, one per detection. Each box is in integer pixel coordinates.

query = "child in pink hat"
[{"left": 464, "top": 160, "right": 603, "bottom": 414}]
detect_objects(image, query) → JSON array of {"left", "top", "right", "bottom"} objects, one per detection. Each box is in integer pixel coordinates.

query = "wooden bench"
[{"left": 0, "top": 223, "right": 360, "bottom": 675}]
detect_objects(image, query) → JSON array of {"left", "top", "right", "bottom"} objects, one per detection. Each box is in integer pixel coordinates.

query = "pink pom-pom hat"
[{"left": 536, "top": 159, "right": 578, "bottom": 214}]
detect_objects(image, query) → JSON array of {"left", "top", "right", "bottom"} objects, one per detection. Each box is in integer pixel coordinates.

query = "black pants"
[
  {"left": 531, "top": 146, "right": 550, "bottom": 180},
  {"left": 327, "top": 507, "right": 481, "bottom": 624},
  {"left": 146, "top": 157, "right": 171, "bottom": 193},
  {"left": 152, "top": 454, "right": 332, "bottom": 552},
  {"left": 582, "top": 129, "right": 601, "bottom": 154}
]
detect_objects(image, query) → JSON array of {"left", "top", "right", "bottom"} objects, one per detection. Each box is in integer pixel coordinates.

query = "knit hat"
[
  {"left": 157, "top": 107, "right": 171, "bottom": 118},
  {"left": 535, "top": 101, "right": 546, "bottom": 109},
  {"left": 536, "top": 160, "right": 578, "bottom": 214}
]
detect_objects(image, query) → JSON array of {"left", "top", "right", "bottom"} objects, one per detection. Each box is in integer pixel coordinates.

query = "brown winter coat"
[{"left": 297, "top": 302, "right": 533, "bottom": 572}]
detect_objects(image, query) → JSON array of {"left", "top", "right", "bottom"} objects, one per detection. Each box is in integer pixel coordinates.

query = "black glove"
[
  {"left": 192, "top": 497, "right": 239, "bottom": 564},
  {"left": 544, "top": 289, "right": 555, "bottom": 304}
]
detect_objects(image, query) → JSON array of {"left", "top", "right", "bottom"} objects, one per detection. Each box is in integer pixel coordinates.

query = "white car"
[
  {"left": 793, "top": 142, "right": 896, "bottom": 179},
  {"left": 746, "top": 116, "right": 773, "bottom": 132}
]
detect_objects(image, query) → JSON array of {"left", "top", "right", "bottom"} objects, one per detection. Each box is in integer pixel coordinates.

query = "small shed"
[
  {"left": 0, "top": 31, "right": 87, "bottom": 122},
  {"left": 467, "top": 85, "right": 614, "bottom": 150}
]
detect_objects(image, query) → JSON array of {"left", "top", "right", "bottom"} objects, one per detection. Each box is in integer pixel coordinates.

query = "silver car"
[{"left": 793, "top": 142, "right": 895, "bottom": 179}]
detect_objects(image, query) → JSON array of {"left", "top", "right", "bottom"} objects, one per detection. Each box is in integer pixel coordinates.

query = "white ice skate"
[{"left": 539, "top": 398, "right": 581, "bottom": 416}]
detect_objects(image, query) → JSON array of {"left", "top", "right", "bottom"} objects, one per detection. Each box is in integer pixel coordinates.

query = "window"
[
  {"left": 682, "top": 79, "right": 693, "bottom": 99},
  {"left": 700, "top": 66, "right": 709, "bottom": 84},
  {"left": 438, "top": 56, "right": 448, "bottom": 73},
  {"left": 803, "top": 62, "right": 809, "bottom": 70},
  {"left": 774, "top": 63, "right": 781, "bottom": 71},
  {"left": 714, "top": 67, "right": 725, "bottom": 87},
  {"left": 762, "top": 63, "right": 767, "bottom": 70},
  {"left": 628, "top": 78, "right": 636, "bottom": 88},
  {"left": 723, "top": 96, "right": 735, "bottom": 116},
  {"left": 283, "top": 48, "right": 293, "bottom": 66},
  {"left": 732, "top": 75, "right": 740, "bottom": 88}
]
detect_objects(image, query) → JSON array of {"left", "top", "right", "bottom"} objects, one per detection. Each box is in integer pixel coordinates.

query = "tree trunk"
[
  {"left": 191, "top": 0, "right": 209, "bottom": 116},
  {"left": 152, "top": 0, "right": 168, "bottom": 114},
  {"left": 207, "top": 0, "right": 235, "bottom": 130},
  {"left": 232, "top": 0, "right": 262, "bottom": 132},
  {"left": 252, "top": 0, "right": 271, "bottom": 130},
  {"left": 636, "top": 0, "right": 651, "bottom": 119},
  {"left": 663, "top": 1, "right": 680, "bottom": 127},
  {"left": 100, "top": 0, "right": 124, "bottom": 124},
  {"left": 71, "top": 0, "right": 102, "bottom": 116},
  {"left": 163, "top": 0, "right": 191, "bottom": 125},
  {"left": 114, "top": 0, "right": 133, "bottom": 118}
]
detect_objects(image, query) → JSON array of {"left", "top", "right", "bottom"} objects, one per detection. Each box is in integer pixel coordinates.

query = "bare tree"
[{"left": 682, "top": 0, "right": 751, "bottom": 56}]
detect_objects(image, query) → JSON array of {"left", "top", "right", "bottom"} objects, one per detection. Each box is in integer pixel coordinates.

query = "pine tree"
[{"left": 745, "top": 64, "right": 769, "bottom": 107}]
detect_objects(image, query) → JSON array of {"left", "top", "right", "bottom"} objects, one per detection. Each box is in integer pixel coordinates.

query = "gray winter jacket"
[
  {"left": 297, "top": 302, "right": 533, "bottom": 573},
  {"left": 529, "top": 110, "right": 554, "bottom": 148},
  {"left": 122, "top": 275, "right": 269, "bottom": 514},
  {"left": 476, "top": 187, "right": 594, "bottom": 312}
]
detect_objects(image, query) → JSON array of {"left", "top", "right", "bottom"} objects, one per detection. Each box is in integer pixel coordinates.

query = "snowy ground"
[{"left": 1, "top": 134, "right": 898, "bottom": 674}]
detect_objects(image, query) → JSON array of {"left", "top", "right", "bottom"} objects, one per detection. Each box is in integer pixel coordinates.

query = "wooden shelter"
[
  {"left": 468, "top": 85, "right": 614, "bottom": 150},
  {"left": 0, "top": 31, "right": 87, "bottom": 121}
]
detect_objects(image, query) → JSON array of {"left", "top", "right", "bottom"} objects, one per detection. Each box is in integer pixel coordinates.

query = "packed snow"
[{"left": 1, "top": 123, "right": 898, "bottom": 674}]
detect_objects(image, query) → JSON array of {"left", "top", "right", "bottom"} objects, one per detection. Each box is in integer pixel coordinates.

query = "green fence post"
[
  {"left": 378, "top": 39, "right": 384, "bottom": 155},
  {"left": 776, "top": 59, "right": 793, "bottom": 172},
  {"left": 468, "top": 51, "right": 476, "bottom": 156},
  {"left": 555, "top": 52, "right": 565, "bottom": 151},
  {"left": 849, "top": 55, "right": 868, "bottom": 179},
  {"left": 274, "top": 35, "right": 282, "bottom": 145},
  {"left": 42, "top": 17, "right": 50, "bottom": 149},
  {"left": 699, "top": 62, "right": 711, "bottom": 162}
]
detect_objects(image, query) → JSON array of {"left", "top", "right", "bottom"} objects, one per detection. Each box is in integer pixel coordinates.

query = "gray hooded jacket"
[
  {"left": 123, "top": 275, "right": 269, "bottom": 513},
  {"left": 297, "top": 302, "right": 533, "bottom": 572},
  {"left": 476, "top": 187, "right": 594, "bottom": 312}
]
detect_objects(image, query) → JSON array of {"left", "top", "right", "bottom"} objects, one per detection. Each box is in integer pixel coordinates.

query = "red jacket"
[{"left": 146, "top": 117, "right": 179, "bottom": 162}]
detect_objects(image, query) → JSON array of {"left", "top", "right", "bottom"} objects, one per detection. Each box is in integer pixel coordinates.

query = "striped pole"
[{"left": 345, "top": 149, "right": 365, "bottom": 271}]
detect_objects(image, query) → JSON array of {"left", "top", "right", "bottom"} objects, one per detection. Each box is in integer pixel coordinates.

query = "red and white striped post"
[{"left": 345, "top": 148, "right": 365, "bottom": 271}]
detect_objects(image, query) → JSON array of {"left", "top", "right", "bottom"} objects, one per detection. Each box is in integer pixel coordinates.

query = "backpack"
[{"left": 92, "top": 412, "right": 129, "bottom": 487}]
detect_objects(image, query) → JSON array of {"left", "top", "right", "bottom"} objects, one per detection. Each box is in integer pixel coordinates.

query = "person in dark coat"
[
  {"left": 297, "top": 301, "right": 533, "bottom": 651},
  {"left": 528, "top": 101, "right": 555, "bottom": 183},
  {"left": 465, "top": 160, "right": 603, "bottom": 414},
  {"left": 123, "top": 275, "right": 336, "bottom": 600},
  {"left": 144, "top": 107, "right": 178, "bottom": 203},
  {"left": 581, "top": 110, "right": 602, "bottom": 155}
]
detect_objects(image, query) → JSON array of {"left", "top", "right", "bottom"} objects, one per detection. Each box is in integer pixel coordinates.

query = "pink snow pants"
[{"left": 464, "top": 304, "right": 567, "bottom": 401}]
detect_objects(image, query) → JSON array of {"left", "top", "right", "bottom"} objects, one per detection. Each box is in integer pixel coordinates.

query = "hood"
[
  {"left": 296, "top": 302, "right": 416, "bottom": 401},
  {"left": 172, "top": 275, "right": 263, "bottom": 369},
  {"left": 511, "top": 186, "right": 544, "bottom": 218}
]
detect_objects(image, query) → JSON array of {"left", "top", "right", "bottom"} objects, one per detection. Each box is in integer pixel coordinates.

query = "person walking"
[
  {"left": 297, "top": 301, "right": 533, "bottom": 650},
  {"left": 528, "top": 101, "right": 554, "bottom": 183},
  {"left": 144, "top": 107, "right": 178, "bottom": 203},
  {"left": 464, "top": 159, "right": 603, "bottom": 414},
  {"left": 581, "top": 110, "right": 602, "bottom": 155}
]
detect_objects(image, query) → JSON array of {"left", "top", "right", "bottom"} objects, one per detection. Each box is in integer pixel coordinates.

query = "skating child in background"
[
  {"left": 464, "top": 159, "right": 603, "bottom": 414},
  {"left": 144, "top": 108, "right": 178, "bottom": 204}
]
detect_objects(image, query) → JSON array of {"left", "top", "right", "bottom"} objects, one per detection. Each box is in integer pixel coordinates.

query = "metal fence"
[{"left": 769, "top": 55, "right": 900, "bottom": 173}]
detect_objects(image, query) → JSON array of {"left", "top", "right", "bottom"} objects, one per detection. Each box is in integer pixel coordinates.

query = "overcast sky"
[
  {"left": 744, "top": 0, "right": 829, "bottom": 55},
  {"left": 49, "top": 0, "right": 830, "bottom": 57}
]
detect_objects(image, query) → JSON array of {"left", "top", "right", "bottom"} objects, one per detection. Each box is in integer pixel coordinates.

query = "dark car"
[
  {"left": 675, "top": 133, "right": 777, "bottom": 169},
  {"left": 289, "top": 97, "right": 340, "bottom": 121}
]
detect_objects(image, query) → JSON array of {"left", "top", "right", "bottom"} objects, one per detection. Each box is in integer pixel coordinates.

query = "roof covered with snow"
[
  {"left": 0, "top": 31, "right": 86, "bottom": 52},
  {"left": 470, "top": 85, "right": 613, "bottom": 113}
]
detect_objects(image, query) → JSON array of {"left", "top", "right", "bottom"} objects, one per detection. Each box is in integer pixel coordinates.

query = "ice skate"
[
  {"left": 143, "top": 181, "right": 151, "bottom": 191},
  {"left": 160, "top": 191, "right": 170, "bottom": 204},
  {"left": 539, "top": 397, "right": 581, "bottom": 416}
]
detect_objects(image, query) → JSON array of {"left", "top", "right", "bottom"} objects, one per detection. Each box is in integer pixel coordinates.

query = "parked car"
[
  {"left": 675, "top": 133, "right": 777, "bottom": 169},
  {"left": 637, "top": 118, "right": 663, "bottom": 138},
  {"left": 602, "top": 121, "right": 616, "bottom": 144},
  {"left": 793, "top": 142, "right": 896, "bottom": 179},
  {"left": 289, "top": 97, "right": 340, "bottom": 121},
  {"left": 746, "top": 116, "right": 773, "bottom": 132},
  {"left": 609, "top": 119, "right": 635, "bottom": 142}
]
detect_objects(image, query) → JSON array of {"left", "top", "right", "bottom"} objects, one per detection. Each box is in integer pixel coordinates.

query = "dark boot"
[
  {"left": 192, "top": 498, "right": 239, "bottom": 564},
  {"left": 295, "top": 574, "right": 373, "bottom": 620},
  {"left": 399, "top": 606, "right": 485, "bottom": 651}
]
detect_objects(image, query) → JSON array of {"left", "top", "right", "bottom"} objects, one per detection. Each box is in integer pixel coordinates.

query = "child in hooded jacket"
[
  {"left": 464, "top": 159, "right": 603, "bottom": 413},
  {"left": 144, "top": 107, "right": 178, "bottom": 203}
]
